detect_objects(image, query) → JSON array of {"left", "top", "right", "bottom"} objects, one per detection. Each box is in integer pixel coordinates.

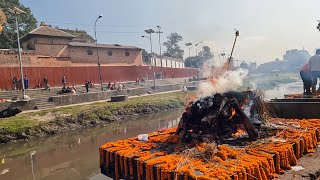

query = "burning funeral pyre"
[{"left": 176, "top": 91, "right": 265, "bottom": 143}]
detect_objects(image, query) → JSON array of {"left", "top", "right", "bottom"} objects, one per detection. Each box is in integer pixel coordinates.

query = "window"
[
  {"left": 87, "top": 48, "right": 93, "bottom": 55},
  {"left": 125, "top": 51, "right": 129, "bottom": 56},
  {"left": 108, "top": 50, "right": 113, "bottom": 56},
  {"left": 166, "top": 60, "right": 168, "bottom": 67}
]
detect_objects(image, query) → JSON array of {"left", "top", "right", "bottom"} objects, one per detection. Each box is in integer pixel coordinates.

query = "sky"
[{"left": 20, "top": 0, "right": 320, "bottom": 64}]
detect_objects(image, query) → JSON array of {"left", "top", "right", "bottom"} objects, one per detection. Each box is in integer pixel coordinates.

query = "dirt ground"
[{"left": 278, "top": 147, "right": 320, "bottom": 180}]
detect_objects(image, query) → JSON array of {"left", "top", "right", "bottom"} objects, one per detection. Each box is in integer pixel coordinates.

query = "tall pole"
[
  {"left": 156, "top": 25, "right": 163, "bottom": 78},
  {"left": 148, "top": 34, "right": 156, "bottom": 89},
  {"left": 228, "top": 30, "right": 240, "bottom": 70},
  {"left": 8, "top": 7, "right": 26, "bottom": 99},
  {"left": 94, "top": 15, "right": 103, "bottom": 91},
  {"left": 15, "top": 12, "right": 25, "bottom": 99}
]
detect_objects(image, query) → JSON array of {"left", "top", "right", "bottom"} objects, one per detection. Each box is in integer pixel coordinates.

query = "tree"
[
  {"left": 198, "top": 46, "right": 213, "bottom": 59},
  {"left": 0, "top": 0, "right": 37, "bottom": 48},
  {"left": 185, "top": 46, "right": 214, "bottom": 68},
  {"left": 142, "top": 49, "right": 151, "bottom": 64},
  {"left": 163, "top": 32, "right": 184, "bottom": 59}
]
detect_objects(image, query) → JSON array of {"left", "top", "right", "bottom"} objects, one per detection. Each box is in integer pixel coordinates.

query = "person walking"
[
  {"left": 24, "top": 75, "right": 29, "bottom": 89},
  {"left": 62, "top": 75, "right": 66, "bottom": 86},
  {"left": 12, "top": 75, "right": 17, "bottom": 90},
  {"left": 85, "top": 81, "right": 89, "bottom": 93},
  {"left": 308, "top": 49, "right": 320, "bottom": 94}
]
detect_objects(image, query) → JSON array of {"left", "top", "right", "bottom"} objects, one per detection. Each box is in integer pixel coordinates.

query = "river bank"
[{"left": 0, "top": 91, "right": 193, "bottom": 143}]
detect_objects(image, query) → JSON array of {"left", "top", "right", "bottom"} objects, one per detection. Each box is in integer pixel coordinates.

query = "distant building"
[
  {"left": 151, "top": 55, "right": 185, "bottom": 68},
  {"left": 257, "top": 49, "right": 310, "bottom": 73},
  {"left": 2, "top": 22, "right": 144, "bottom": 67},
  {"left": 283, "top": 49, "right": 310, "bottom": 69}
]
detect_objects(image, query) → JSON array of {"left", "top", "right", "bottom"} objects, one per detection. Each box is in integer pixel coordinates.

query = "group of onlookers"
[
  {"left": 12, "top": 75, "right": 29, "bottom": 90},
  {"left": 106, "top": 82, "right": 126, "bottom": 91},
  {"left": 11, "top": 74, "right": 127, "bottom": 94}
]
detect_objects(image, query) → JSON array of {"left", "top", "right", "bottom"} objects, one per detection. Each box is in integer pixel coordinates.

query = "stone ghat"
[{"left": 99, "top": 119, "right": 320, "bottom": 180}]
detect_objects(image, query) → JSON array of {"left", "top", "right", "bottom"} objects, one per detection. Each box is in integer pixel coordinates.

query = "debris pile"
[{"left": 176, "top": 91, "right": 264, "bottom": 142}]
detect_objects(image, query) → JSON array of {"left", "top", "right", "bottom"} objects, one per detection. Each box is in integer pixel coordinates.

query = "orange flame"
[
  {"left": 229, "top": 108, "right": 236, "bottom": 120},
  {"left": 232, "top": 129, "right": 245, "bottom": 137}
]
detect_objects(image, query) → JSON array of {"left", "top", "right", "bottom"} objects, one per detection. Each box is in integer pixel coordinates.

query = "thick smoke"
[{"left": 197, "top": 61, "right": 248, "bottom": 97}]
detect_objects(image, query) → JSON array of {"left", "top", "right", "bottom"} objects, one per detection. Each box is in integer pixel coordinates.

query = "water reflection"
[{"left": 0, "top": 110, "right": 182, "bottom": 180}]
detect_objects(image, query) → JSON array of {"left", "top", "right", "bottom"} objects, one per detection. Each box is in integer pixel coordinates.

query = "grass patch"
[
  {"left": 0, "top": 115, "right": 38, "bottom": 133},
  {"left": 0, "top": 91, "right": 193, "bottom": 136}
]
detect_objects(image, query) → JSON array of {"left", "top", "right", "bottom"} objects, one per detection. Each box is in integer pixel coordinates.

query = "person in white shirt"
[{"left": 308, "top": 49, "right": 320, "bottom": 93}]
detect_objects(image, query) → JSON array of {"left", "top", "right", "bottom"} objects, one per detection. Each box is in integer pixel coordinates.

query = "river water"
[{"left": 0, "top": 110, "right": 183, "bottom": 180}]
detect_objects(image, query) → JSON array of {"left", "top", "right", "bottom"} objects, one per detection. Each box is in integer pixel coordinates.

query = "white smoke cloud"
[{"left": 197, "top": 67, "right": 248, "bottom": 97}]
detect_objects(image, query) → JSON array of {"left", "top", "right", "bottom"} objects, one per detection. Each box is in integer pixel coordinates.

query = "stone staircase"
[{"left": 0, "top": 78, "right": 191, "bottom": 110}]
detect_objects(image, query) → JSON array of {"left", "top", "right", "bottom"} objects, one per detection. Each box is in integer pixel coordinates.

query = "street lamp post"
[
  {"left": 156, "top": 25, "right": 163, "bottom": 78},
  {"left": 185, "top": 42, "right": 192, "bottom": 57},
  {"left": 7, "top": 7, "right": 26, "bottom": 99},
  {"left": 194, "top": 41, "right": 203, "bottom": 56},
  {"left": 142, "top": 29, "right": 156, "bottom": 90},
  {"left": 94, "top": 15, "right": 103, "bottom": 91}
]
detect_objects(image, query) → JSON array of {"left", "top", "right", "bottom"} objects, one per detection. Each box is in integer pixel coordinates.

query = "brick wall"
[{"left": 0, "top": 66, "right": 198, "bottom": 90}]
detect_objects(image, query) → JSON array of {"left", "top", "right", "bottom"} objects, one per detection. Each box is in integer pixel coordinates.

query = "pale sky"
[{"left": 21, "top": 0, "right": 320, "bottom": 64}]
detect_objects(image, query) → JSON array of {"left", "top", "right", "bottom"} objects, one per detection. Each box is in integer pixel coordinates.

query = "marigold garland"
[{"left": 100, "top": 119, "right": 320, "bottom": 180}]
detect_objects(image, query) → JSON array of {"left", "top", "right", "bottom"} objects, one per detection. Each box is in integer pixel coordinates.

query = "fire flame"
[
  {"left": 229, "top": 108, "right": 236, "bottom": 120},
  {"left": 232, "top": 129, "right": 245, "bottom": 137}
]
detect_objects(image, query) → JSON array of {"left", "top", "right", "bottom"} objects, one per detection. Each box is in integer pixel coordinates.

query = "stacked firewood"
[{"left": 176, "top": 91, "right": 264, "bottom": 142}]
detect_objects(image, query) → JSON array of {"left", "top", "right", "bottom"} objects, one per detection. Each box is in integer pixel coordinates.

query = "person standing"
[
  {"left": 62, "top": 75, "right": 66, "bottom": 86},
  {"left": 85, "top": 81, "right": 89, "bottom": 93},
  {"left": 43, "top": 76, "right": 49, "bottom": 90},
  {"left": 12, "top": 75, "right": 17, "bottom": 90},
  {"left": 300, "top": 62, "right": 312, "bottom": 95},
  {"left": 23, "top": 75, "right": 29, "bottom": 89},
  {"left": 308, "top": 49, "right": 320, "bottom": 94}
]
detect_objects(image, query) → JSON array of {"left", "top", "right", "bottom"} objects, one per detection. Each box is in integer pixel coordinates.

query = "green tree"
[
  {"left": 185, "top": 46, "right": 214, "bottom": 68},
  {"left": 198, "top": 46, "right": 213, "bottom": 59},
  {"left": 163, "top": 32, "right": 184, "bottom": 59},
  {"left": 0, "top": 0, "right": 37, "bottom": 48}
]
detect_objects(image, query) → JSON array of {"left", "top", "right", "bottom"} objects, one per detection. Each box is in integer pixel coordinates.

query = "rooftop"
[
  {"left": 20, "top": 23, "right": 76, "bottom": 42},
  {"left": 68, "top": 42, "right": 141, "bottom": 50}
]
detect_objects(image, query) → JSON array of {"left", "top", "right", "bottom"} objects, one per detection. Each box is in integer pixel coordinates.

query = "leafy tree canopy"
[
  {"left": 185, "top": 46, "right": 214, "bottom": 68},
  {"left": 0, "top": 0, "right": 37, "bottom": 48},
  {"left": 163, "top": 32, "right": 184, "bottom": 59}
]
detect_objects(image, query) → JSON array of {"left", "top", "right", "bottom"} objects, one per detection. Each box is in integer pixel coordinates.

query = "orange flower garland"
[{"left": 100, "top": 119, "right": 320, "bottom": 180}]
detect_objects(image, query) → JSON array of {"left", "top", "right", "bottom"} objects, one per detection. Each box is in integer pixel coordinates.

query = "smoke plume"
[{"left": 197, "top": 61, "right": 248, "bottom": 97}]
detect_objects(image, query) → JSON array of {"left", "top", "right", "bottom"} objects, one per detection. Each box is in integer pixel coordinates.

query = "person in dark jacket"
[
  {"left": 85, "top": 81, "right": 89, "bottom": 93},
  {"left": 300, "top": 62, "right": 312, "bottom": 95},
  {"left": 24, "top": 75, "right": 29, "bottom": 89}
]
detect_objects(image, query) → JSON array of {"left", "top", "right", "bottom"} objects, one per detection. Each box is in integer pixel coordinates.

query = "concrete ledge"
[
  {"left": 49, "top": 87, "right": 147, "bottom": 106},
  {"left": 49, "top": 83, "right": 199, "bottom": 106},
  {"left": 0, "top": 99, "right": 36, "bottom": 111}
]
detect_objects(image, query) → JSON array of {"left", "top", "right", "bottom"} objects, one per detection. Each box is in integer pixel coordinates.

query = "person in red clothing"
[{"left": 300, "top": 62, "right": 312, "bottom": 95}]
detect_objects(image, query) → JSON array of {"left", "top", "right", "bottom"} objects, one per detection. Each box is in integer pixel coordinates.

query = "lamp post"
[
  {"left": 7, "top": 7, "right": 26, "bottom": 99},
  {"left": 185, "top": 42, "right": 192, "bottom": 57},
  {"left": 194, "top": 41, "right": 203, "bottom": 56},
  {"left": 142, "top": 28, "right": 156, "bottom": 89},
  {"left": 156, "top": 25, "right": 163, "bottom": 78},
  {"left": 94, "top": 15, "right": 103, "bottom": 91}
]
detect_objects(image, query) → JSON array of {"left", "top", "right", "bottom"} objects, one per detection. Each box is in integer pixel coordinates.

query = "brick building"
[{"left": 0, "top": 22, "right": 143, "bottom": 67}]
